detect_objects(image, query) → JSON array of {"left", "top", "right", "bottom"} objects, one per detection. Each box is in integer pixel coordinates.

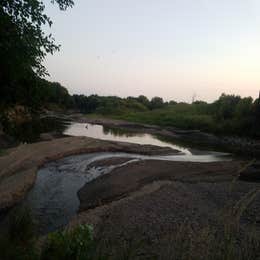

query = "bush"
[{"left": 41, "top": 225, "right": 95, "bottom": 260}]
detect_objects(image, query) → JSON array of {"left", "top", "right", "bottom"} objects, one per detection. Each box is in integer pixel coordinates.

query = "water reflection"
[
  {"left": 5, "top": 117, "right": 231, "bottom": 157},
  {"left": 103, "top": 126, "right": 145, "bottom": 138},
  {"left": 4, "top": 117, "right": 70, "bottom": 143},
  {"left": 64, "top": 122, "right": 191, "bottom": 155}
]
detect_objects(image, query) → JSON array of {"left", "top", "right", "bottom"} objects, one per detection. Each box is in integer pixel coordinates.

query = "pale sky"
[{"left": 44, "top": 0, "right": 260, "bottom": 102}]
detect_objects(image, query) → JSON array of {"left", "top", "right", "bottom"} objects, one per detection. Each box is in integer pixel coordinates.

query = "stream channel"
[{"left": 3, "top": 120, "right": 232, "bottom": 234}]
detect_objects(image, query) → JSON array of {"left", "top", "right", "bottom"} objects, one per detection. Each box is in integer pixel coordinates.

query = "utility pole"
[{"left": 192, "top": 92, "right": 197, "bottom": 103}]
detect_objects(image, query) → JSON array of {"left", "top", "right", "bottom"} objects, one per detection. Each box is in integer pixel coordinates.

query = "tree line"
[
  {"left": 115, "top": 93, "right": 260, "bottom": 138},
  {"left": 1, "top": 67, "right": 260, "bottom": 138},
  {"left": 0, "top": 0, "right": 74, "bottom": 110}
]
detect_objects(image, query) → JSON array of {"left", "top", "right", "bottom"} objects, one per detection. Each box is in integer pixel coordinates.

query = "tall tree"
[{"left": 0, "top": 0, "right": 74, "bottom": 104}]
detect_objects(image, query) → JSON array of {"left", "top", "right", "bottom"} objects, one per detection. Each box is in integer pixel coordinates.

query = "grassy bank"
[
  {"left": 103, "top": 99, "right": 260, "bottom": 139},
  {"left": 114, "top": 103, "right": 216, "bottom": 132}
]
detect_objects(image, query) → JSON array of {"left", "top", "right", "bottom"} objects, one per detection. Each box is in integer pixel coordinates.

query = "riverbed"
[
  {"left": 5, "top": 119, "right": 232, "bottom": 233},
  {"left": 19, "top": 151, "right": 232, "bottom": 234},
  {"left": 0, "top": 118, "right": 233, "bottom": 234}
]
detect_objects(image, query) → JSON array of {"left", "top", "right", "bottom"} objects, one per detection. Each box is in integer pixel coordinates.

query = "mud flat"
[{"left": 0, "top": 136, "right": 179, "bottom": 211}]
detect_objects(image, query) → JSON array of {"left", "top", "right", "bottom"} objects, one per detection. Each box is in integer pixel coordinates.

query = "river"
[{"left": 2, "top": 118, "right": 232, "bottom": 234}]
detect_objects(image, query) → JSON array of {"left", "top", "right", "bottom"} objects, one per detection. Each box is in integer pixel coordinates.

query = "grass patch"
[
  {"left": 41, "top": 225, "right": 95, "bottom": 260},
  {"left": 82, "top": 94, "right": 260, "bottom": 138}
]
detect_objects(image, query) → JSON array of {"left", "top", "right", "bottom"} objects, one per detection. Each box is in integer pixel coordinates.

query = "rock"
[
  {"left": 40, "top": 133, "right": 55, "bottom": 141},
  {"left": 40, "top": 131, "right": 65, "bottom": 141},
  {"left": 239, "top": 161, "right": 260, "bottom": 182}
]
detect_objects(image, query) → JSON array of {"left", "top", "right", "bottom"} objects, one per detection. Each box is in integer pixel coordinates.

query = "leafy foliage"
[
  {"left": 0, "top": 0, "right": 73, "bottom": 107},
  {"left": 71, "top": 92, "right": 260, "bottom": 139},
  {"left": 150, "top": 96, "right": 164, "bottom": 109},
  {"left": 116, "top": 93, "right": 260, "bottom": 138},
  {"left": 0, "top": 0, "right": 73, "bottom": 76},
  {"left": 41, "top": 225, "right": 95, "bottom": 260}
]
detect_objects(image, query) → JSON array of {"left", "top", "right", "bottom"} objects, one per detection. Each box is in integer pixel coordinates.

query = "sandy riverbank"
[
  {"left": 0, "top": 136, "right": 179, "bottom": 211},
  {"left": 70, "top": 158, "right": 260, "bottom": 257}
]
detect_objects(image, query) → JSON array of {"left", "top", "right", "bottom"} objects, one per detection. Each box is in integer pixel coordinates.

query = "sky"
[{"left": 44, "top": 0, "right": 260, "bottom": 102}]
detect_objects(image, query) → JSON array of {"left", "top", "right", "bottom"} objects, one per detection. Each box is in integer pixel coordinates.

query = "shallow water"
[
  {"left": 21, "top": 153, "right": 140, "bottom": 234},
  {"left": 64, "top": 122, "right": 192, "bottom": 154},
  {"left": 21, "top": 149, "right": 231, "bottom": 234}
]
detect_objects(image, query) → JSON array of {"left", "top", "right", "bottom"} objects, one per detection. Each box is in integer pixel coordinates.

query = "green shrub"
[{"left": 41, "top": 224, "right": 96, "bottom": 260}]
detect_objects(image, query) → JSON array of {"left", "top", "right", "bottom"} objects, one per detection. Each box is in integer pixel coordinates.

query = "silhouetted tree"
[
  {"left": 150, "top": 97, "right": 164, "bottom": 109},
  {"left": 137, "top": 95, "right": 150, "bottom": 108},
  {"left": 0, "top": 0, "right": 74, "bottom": 106}
]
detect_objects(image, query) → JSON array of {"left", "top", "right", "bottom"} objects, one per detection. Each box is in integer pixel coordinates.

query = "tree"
[
  {"left": 234, "top": 97, "right": 253, "bottom": 118},
  {"left": 137, "top": 95, "right": 150, "bottom": 108},
  {"left": 213, "top": 93, "right": 241, "bottom": 120},
  {"left": 169, "top": 100, "right": 177, "bottom": 105},
  {"left": 253, "top": 96, "right": 260, "bottom": 124},
  {"left": 0, "top": 0, "right": 74, "bottom": 105},
  {"left": 0, "top": 0, "right": 73, "bottom": 76},
  {"left": 150, "top": 97, "right": 164, "bottom": 110}
]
